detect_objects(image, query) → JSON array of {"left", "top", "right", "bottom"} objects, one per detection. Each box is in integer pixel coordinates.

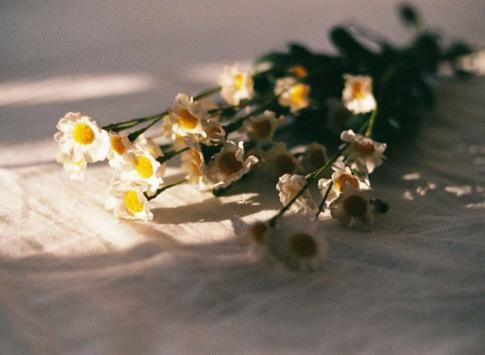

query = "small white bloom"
[
  {"left": 180, "top": 143, "right": 212, "bottom": 191},
  {"left": 55, "top": 152, "right": 87, "bottom": 181},
  {"left": 266, "top": 215, "right": 328, "bottom": 271},
  {"left": 263, "top": 142, "right": 302, "bottom": 179},
  {"left": 301, "top": 143, "right": 329, "bottom": 174},
  {"left": 276, "top": 174, "right": 317, "bottom": 217},
  {"left": 329, "top": 184, "right": 373, "bottom": 231},
  {"left": 243, "top": 110, "right": 282, "bottom": 143},
  {"left": 166, "top": 93, "right": 209, "bottom": 141},
  {"left": 342, "top": 74, "right": 376, "bottom": 114},
  {"left": 105, "top": 179, "right": 153, "bottom": 221},
  {"left": 206, "top": 140, "right": 259, "bottom": 189},
  {"left": 340, "top": 129, "right": 387, "bottom": 174},
  {"left": 219, "top": 64, "right": 254, "bottom": 105},
  {"left": 55, "top": 112, "right": 109, "bottom": 162},
  {"left": 318, "top": 158, "right": 370, "bottom": 206},
  {"left": 107, "top": 132, "right": 133, "bottom": 168},
  {"left": 118, "top": 149, "right": 165, "bottom": 196},
  {"left": 274, "top": 77, "right": 311, "bottom": 112}
]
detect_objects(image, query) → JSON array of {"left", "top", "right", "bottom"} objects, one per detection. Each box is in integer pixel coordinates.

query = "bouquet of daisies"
[{"left": 54, "top": 4, "right": 474, "bottom": 270}]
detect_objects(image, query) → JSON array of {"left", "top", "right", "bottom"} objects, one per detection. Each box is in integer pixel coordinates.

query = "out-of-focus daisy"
[
  {"left": 206, "top": 140, "right": 259, "bottom": 189},
  {"left": 55, "top": 152, "right": 87, "bottom": 181},
  {"left": 243, "top": 110, "right": 282, "bottom": 143},
  {"left": 342, "top": 74, "right": 376, "bottom": 114},
  {"left": 274, "top": 77, "right": 311, "bottom": 112},
  {"left": 105, "top": 178, "right": 153, "bottom": 221},
  {"left": 119, "top": 149, "right": 165, "bottom": 196},
  {"left": 266, "top": 215, "right": 328, "bottom": 271},
  {"left": 55, "top": 112, "right": 109, "bottom": 162},
  {"left": 219, "top": 64, "right": 254, "bottom": 105},
  {"left": 329, "top": 184, "right": 373, "bottom": 230},
  {"left": 276, "top": 173, "right": 317, "bottom": 217},
  {"left": 263, "top": 142, "right": 302, "bottom": 179},
  {"left": 318, "top": 158, "right": 370, "bottom": 205},
  {"left": 166, "top": 93, "right": 209, "bottom": 141},
  {"left": 340, "top": 129, "right": 387, "bottom": 174},
  {"left": 247, "top": 221, "right": 270, "bottom": 259},
  {"left": 180, "top": 143, "right": 212, "bottom": 191},
  {"left": 301, "top": 143, "right": 329, "bottom": 174}
]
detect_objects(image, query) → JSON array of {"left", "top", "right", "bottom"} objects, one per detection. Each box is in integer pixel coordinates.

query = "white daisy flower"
[
  {"left": 180, "top": 143, "right": 213, "bottom": 191},
  {"left": 301, "top": 143, "right": 329, "bottom": 174},
  {"left": 55, "top": 112, "right": 109, "bottom": 162},
  {"left": 263, "top": 142, "right": 302, "bottom": 180},
  {"left": 206, "top": 140, "right": 259, "bottom": 189},
  {"left": 340, "top": 129, "right": 387, "bottom": 174},
  {"left": 105, "top": 178, "right": 153, "bottom": 221},
  {"left": 342, "top": 74, "right": 376, "bottom": 114},
  {"left": 219, "top": 64, "right": 254, "bottom": 105},
  {"left": 329, "top": 184, "right": 373, "bottom": 231},
  {"left": 243, "top": 110, "right": 282, "bottom": 143},
  {"left": 119, "top": 149, "right": 165, "bottom": 196},
  {"left": 266, "top": 215, "right": 328, "bottom": 271},
  {"left": 276, "top": 173, "right": 317, "bottom": 217},
  {"left": 55, "top": 152, "right": 87, "bottom": 181},
  {"left": 274, "top": 77, "right": 311, "bottom": 112},
  {"left": 166, "top": 93, "right": 209, "bottom": 141},
  {"left": 318, "top": 158, "right": 370, "bottom": 206},
  {"left": 107, "top": 132, "right": 133, "bottom": 168}
]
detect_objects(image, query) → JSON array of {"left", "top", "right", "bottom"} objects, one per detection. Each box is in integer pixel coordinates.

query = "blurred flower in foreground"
[
  {"left": 342, "top": 74, "right": 376, "bottom": 114},
  {"left": 243, "top": 110, "right": 282, "bottom": 143},
  {"left": 330, "top": 184, "right": 373, "bottom": 230},
  {"left": 55, "top": 152, "right": 87, "bottom": 181},
  {"left": 274, "top": 77, "right": 311, "bottom": 112},
  {"left": 219, "top": 64, "right": 254, "bottom": 105}
]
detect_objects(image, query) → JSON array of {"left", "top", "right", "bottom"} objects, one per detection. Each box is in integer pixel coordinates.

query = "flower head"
[
  {"left": 274, "top": 77, "right": 311, "bottom": 112},
  {"left": 219, "top": 64, "right": 254, "bottom": 105},
  {"left": 263, "top": 142, "right": 302, "bottom": 179},
  {"left": 105, "top": 179, "right": 153, "bottom": 221},
  {"left": 166, "top": 93, "right": 209, "bottom": 141},
  {"left": 340, "top": 129, "right": 387, "bottom": 174},
  {"left": 55, "top": 152, "right": 87, "bottom": 181},
  {"left": 243, "top": 110, "right": 282, "bottom": 143},
  {"left": 55, "top": 112, "right": 109, "bottom": 163},
  {"left": 181, "top": 143, "right": 212, "bottom": 191},
  {"left": 342, "top": 74, "right": 376, "bottom": 114},
  {"left": 107, "top": 132, "right": 133, "bottom": 168},
  {"left": 276, "top": 174, "right": 317, "bottom": 217},
  {"left": 329, "top": 184, "right": 373, "bottom": 231},
  {"left": 206, "top": 140, "right": 259, "bottom": 189}
]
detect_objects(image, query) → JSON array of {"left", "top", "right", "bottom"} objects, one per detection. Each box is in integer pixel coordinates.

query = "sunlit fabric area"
[{"left": 1, "top": 1, "right": 485, "bottom": 354}]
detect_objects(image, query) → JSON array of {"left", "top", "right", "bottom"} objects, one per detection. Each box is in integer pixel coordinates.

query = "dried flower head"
[
  {"left": 340, "top": 129, "right": 387, "bottom": 174},
  {"left": 263, "top": 142, "right": 302, "bottom": 179},
  {"left": 276, "top": 173, "right": 317, "bottom": 217},
  {"left": 329, "top": 184, "right": 373, "bottom": 230}
]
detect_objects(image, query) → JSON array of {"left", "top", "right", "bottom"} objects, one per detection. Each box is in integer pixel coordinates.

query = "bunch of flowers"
[{"left": 54, "top": 4, "right": 474, "bottom": 270}]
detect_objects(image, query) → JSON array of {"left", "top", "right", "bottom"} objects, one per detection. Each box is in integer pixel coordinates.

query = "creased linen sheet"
[{"left": 1, "top": 77, "right": 484, "bottom": 354}]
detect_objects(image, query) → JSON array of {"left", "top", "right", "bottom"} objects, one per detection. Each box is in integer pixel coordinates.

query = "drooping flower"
[
  {"left": 276, "top": 174, "right": 317, "bottom": 217},
  {"left": 342, "top": 74, "right": 376, "bottom": 114},
  {"left": 105, "top": 178, "right": 153, "bottom": 221},
  {"left": 274, "top": 77, "right": 311, "bottom": 112},
  {"left": 206, "top": 140, "right": 259, "bottom": 189},
  {"left": 180, "top": 143, "right": 212, "bottom": 191},
  {"left": 107, "top": 132, "right": 133, "bottom": 168},
  {"left": 301, "top": 143, "right": 329, "bottom": 173},
  {"left": 263, "top": 142, "right": 302, "bottom": 179},
  {"left": 329, "top": 184, "right": 373, "bottom": 230},
  {"left": 340, "top": 129, "right": 387, "bottom": 174},
  {"left": 318, "top": 158, "right": 370, "bottom": 206},
  {"left": 55, "top": 112, "right": 109, "bottom": 162},
  {"left": 118, "top": 148, "right": 165, "bottom": 196},
  {"left": 266, "top": 215, "right": 328, "bottom": 271},
  {"left": 55, "top": 152, "right": 87, "bottom": 181},
  {"left": 243, "top": 110, "right": 282, "bottom": 143},
  {"left": 219, "top": 64, "right": 254, "bottom": 105},
  {"left": 165, "top": 93, "right": 209, "bottom": 141}
]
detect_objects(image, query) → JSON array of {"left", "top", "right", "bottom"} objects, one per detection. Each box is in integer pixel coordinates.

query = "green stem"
[
  {"left": 224, "top": 96, "right": 277, "bottom": 133},
  {"left": 314, "top": 181, "right": 333, "bottom": 220},
  {"left": 156, "top": 146, "right": 191, "bottom": 164},
  {"left": 146, "top": 179, "right": 187, "bottom": 201},
  {"left": 365, "top": 107, "right": 378, "bottom": 137}
]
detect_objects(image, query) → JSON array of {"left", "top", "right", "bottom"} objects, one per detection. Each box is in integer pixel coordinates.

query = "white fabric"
[{"left": 1, "top": 1, "right": 485, "bottom": 354}]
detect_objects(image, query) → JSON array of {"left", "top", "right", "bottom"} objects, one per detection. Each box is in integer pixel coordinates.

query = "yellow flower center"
[
  {"left": 135, "top": 155, "right": 154, "bottom": 179},
  {"left": 289, "top": 84, "right": 310, "bottom": 108},
  {"left": 343, "top": 195, "right": 367, "bottom": 217},
  {"left": 335, "top": 174, "right": 359, "bottom": 191},
  {"left": 275, "top": 153, "right": 297, "bottom": 176},
  {"left": 233, "top": 73, "right": 245, "bottom": 91},
  {"left": 123, "top": 190, "right": 144, "bottom": 214},
  {"left": 110, "top": 136, "right": 126, "bottom": 155},
  {"left": 288, "top": 232, "right": 318, "bottom": 258},
  {"left": 354, "top": 141, "right": 375, "bottom": 156},
  {"left": 289, "top": 65, "right": 307, "bottom": 78},
  {"left": 250, "top": 119, "right": 272, "bottom": 139},
  {"left": 352, "top": 81, "right": 365, "bottom": 100},
  {"left": 177, "top": 109, "right": 199, "bottom": 130},
  {"left": 218, "top": 152, "right": 243, "bottom": 175},
  {"left": 72, "top": 123, "right": 95, "bottom": 145}
]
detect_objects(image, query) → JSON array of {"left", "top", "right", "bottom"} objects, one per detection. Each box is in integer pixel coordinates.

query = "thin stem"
[
  {"left": 156, "top": 146, "right": 191, "bottom": 164},
  {"left": 194, "top": 86, "right": 221, "bottom": 100},
  {"left": 146, "top": 179, "right": 187, "bottom": 201},
  {"left": 223, "top": 96, "right": 277, "bottom": 134},
  {"left": 314, "top": 181, "right": 333, "bottom": 220},
  {"left": 365, "top": 107, "right": 378, "bottom": 137}
]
